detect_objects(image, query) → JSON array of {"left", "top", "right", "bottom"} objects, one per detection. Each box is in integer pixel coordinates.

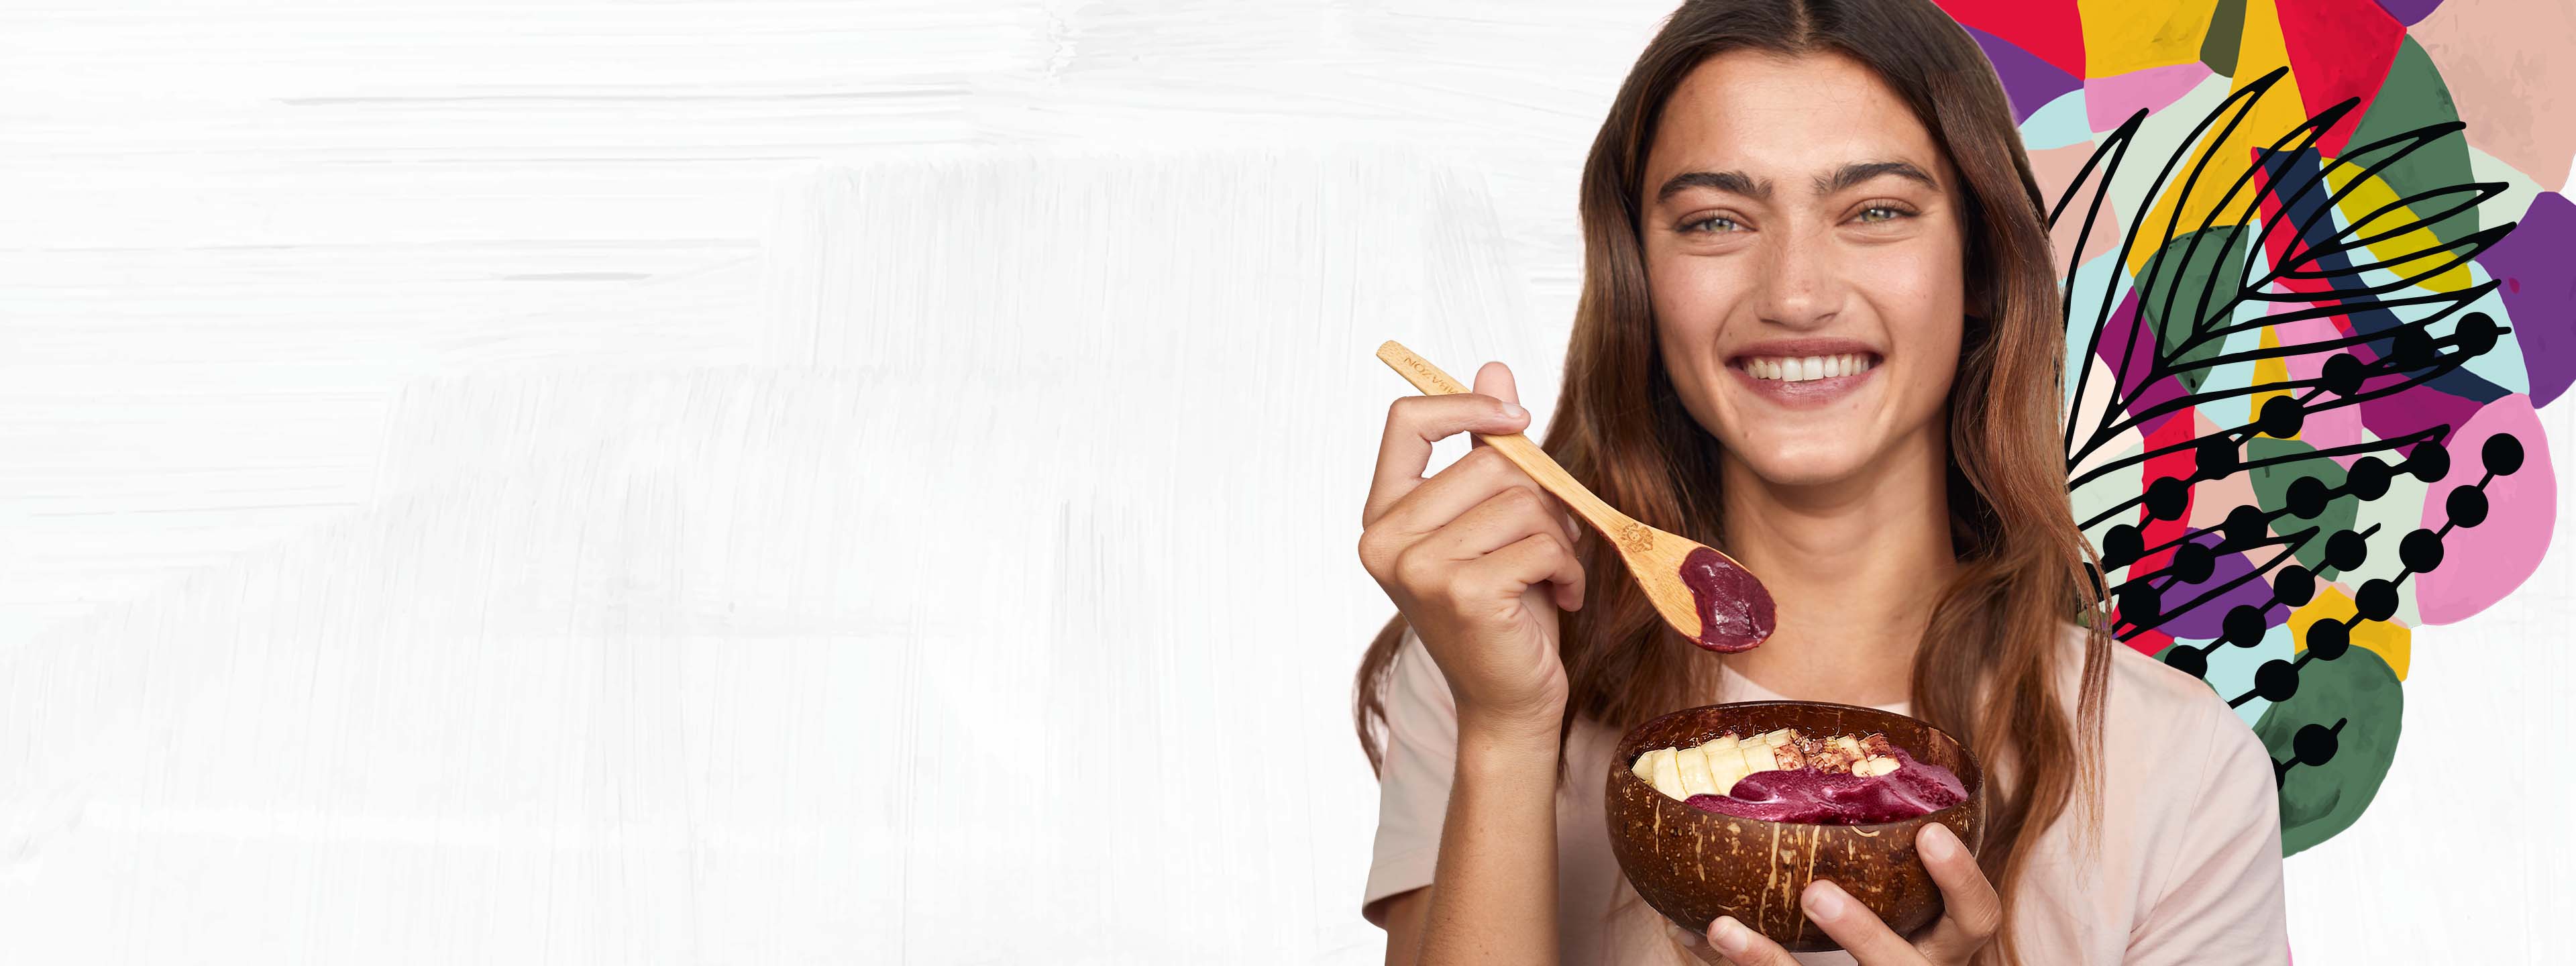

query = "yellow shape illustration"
[
  {"left": 2080, "top": 0, "right": 2224, "bottom": 77},
  {"left": 2249, "top": 325, "right": 2295, "bottom": 439},
  {"left": 2289, "top": 586, "right": 2411, "bottom": 679},
  {"left": 2316, "top": 161, "right": 2477, "bottom": 293}
]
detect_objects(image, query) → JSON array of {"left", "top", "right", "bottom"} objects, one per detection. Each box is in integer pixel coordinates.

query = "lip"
[{"left": 1725, "top": 337, "right": 1884, "bottom": 409}]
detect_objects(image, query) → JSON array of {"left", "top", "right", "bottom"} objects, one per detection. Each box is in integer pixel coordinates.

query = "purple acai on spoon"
[{"left": 1680, "top": 546, "right": 1776, "bottom": 652}]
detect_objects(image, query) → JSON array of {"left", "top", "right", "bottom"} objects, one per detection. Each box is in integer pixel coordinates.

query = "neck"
[{"left": 1716, "top": 427, "right": 1957, "bottom": 707}]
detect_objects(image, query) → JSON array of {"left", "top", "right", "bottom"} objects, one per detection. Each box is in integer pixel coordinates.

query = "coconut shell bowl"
[{"left": 1604, "top": 700, "right": 1985, "bottom": 952}]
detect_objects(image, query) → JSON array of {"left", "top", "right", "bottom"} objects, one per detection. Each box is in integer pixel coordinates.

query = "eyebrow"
[{"left": 1654, "top": 160, "right": 1939, "bottom": 203}]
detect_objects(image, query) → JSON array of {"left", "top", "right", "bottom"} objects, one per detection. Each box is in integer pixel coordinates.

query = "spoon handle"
[{"left": 1375, "top": 340, "right": 1632, "bottom": 535}]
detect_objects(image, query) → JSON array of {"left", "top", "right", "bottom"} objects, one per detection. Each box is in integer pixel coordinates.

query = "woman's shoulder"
[
  {"left": 2051, "top": 623, "right": 2273, "bottom": 785},
  {"left": 2059, "top": 624, "right": 2231, "bottom": 713}
]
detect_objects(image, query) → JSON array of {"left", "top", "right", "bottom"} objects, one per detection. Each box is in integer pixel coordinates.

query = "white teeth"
[{"left": 1742, "top": 354, "right": 1877, "bottom": 382}]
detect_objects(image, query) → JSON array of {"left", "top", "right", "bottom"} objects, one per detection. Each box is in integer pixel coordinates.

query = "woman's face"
[{"left": 1642, "top": 50, "right": 1976, "bottom": 490}]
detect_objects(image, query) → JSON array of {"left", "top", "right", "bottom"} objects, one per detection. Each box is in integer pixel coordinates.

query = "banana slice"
[
  {"left": 1702, "top": 737, "right": 1748, "bottom": 794},
  {"left": 1646, "top": 747, "right": 1686, "bottom": 800},
  {"left": 1676, "top": 743, "right": 1718, "bottom": 796},
  {"left": 1737, "top": 741, "right": 1776, "bottom": 776}
]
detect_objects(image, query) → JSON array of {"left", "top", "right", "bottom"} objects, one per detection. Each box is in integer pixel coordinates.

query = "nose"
[{"left": 1753, "top": 223, "right": 1845, "bottom": 330}]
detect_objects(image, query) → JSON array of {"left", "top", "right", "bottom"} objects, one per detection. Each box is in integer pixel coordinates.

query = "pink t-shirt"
[{"left": 1361, "top": 625, "right": 2288, "bottom": 964}]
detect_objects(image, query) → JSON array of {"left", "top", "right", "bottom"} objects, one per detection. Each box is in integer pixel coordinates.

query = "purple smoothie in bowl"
[{"left": 1683, "top": 747, "right": 1968, "bottom": 824}]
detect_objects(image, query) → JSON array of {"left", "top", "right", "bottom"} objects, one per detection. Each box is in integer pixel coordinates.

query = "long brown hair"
[{"left": 1352, "top": 0, "right": 2112, "bottom": 961}]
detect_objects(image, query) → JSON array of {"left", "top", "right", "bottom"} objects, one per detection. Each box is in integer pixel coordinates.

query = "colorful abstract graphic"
[{"left": 1938, "top": 0, "right": 2573, "bottom": 856}]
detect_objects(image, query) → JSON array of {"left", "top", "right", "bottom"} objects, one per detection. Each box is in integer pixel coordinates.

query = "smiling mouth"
[{"left": 1731, "top": 352, "right": 1882, "bottom": 382}]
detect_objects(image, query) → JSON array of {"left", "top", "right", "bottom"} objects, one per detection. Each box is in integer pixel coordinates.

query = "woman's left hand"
[{"left": 1671, "top": 822, "right": 1999, "bottom": 965}]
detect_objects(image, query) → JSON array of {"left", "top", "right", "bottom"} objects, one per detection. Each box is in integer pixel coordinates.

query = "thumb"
[{"left": 1472, "top": 360, "right": 1521, "bottom": 407}]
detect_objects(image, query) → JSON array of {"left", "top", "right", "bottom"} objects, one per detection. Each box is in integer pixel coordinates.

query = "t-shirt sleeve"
[
  {"left": 2126, "top": 697, "right": 2290, "bottom": 965},
  {"left": 1360, "top": 629, "right": 1458, "bottom": 926}
]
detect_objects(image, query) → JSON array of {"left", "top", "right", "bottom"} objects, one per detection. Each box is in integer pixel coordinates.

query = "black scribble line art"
[{"left": 2045, "top": 66, "right": 2529, "bottom": 785}]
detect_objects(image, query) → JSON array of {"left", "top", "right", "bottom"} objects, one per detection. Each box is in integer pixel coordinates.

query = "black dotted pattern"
[{"left": 2182, "top": 432, "right": 2522, "bottom": 788}]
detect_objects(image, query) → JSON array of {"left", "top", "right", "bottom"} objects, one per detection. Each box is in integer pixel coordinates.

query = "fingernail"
[
  {"left": 1922, "top": 822, "right": 1959, "bottom": 861},
  {"left": 1712, "top": 916, "right": 1753, "bottom": 957},
  {"left": 1805, "top": 881, "right": 1849, "bottom": 921},
  {"left": 1500, "top": 402, "right": 1527, "bottom": 419}
]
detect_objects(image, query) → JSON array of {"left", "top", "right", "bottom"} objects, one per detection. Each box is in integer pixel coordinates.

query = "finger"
[
  {"left": 1373, "top": 446, "right": 1580, "bottom": 551},
  {"left": 1450, "top": 530, "right": 1587, "bottom": 614},
  {"left": 1464, "top": 362, "right": 1584, "bottom": 541},
  {"left": 1801, "top": 880, "right": 1924, "bottom": 965},
  {"left": 1421, "top": 487, "right": 1578, "bottom": 561},
  {"left": 1703, "top": 915, "right": 1801, "bottom": 965},
  {"left": 1466, "top": 362, "right": 1521, "bottom": 450},
  {"left": 1364, "top": 392, "right": 1530, "bottom": 524},
  {"left": 1910, "top": 822, "right": 2002, "bottom": 963},
  {"left": 1666, "top": 921, "right": 1729, "bottom": 965},
  {"left": 1442, "top": 492, "right": 1576, "bottom": 612}
]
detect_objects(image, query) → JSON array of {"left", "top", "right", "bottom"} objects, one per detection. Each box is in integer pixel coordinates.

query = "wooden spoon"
[{"left": 1375, "top": 340, "right": 1777, "bottom": 652}]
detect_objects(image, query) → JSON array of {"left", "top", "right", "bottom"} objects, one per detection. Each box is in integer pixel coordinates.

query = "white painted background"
[{"left": 2, "top": 2, "right": 2565, "bottom": 963}]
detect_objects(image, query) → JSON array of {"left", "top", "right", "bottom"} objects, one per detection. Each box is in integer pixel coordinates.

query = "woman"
[{"left": 1351, "top": 1, "right": 2288, "bottom": 963}]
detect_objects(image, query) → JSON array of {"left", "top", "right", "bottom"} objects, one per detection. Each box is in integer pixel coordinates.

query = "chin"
[{"left": 1729, "top": 440, "right": 1876, "bottom": 488}]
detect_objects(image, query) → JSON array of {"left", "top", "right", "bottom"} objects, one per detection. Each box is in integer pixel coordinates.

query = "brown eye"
[{"left": 1855, "top": 205, "right": 1915, "bottom": 225}]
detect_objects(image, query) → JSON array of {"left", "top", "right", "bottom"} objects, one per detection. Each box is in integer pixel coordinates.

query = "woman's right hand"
[{"left": 1357, "top": 361, "right": 1587, "bottom": 737}]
